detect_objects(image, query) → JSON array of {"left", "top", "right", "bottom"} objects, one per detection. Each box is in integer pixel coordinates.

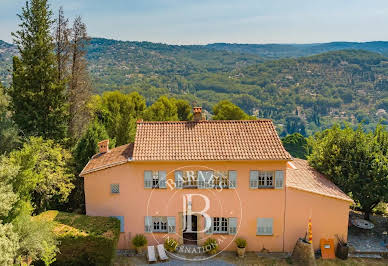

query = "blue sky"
[{"left": 1, "top": 0, "right": 388, "bottom": 44}]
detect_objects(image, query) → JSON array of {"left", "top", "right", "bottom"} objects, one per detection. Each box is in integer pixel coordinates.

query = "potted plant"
[
  {"left": 132, "top": 234, "right": 147, "bottom": 254},
  {"left": 235, "top": 237, "right": 247, "bottom": 257},
  {"left": 203, "top": 238, "right": 218, "bottom": 255},
  {"left": 335, "top": 235, "right": 349, "bottom": 260},
  {"left": 164, "top": 238, "right": 178, "bottom": 253}
]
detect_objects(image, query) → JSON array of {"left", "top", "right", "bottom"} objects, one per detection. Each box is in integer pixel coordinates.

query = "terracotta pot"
[
  {"left": 237, "top": 247, "right": 246, "bottom": 258},
  {"left": 136, "top": 246, "right": 144, "bottom": 254}
]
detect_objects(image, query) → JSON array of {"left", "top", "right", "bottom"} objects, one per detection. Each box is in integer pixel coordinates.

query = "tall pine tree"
[{"left": 10, "top": 0, "right": 68, "bottom": 141}]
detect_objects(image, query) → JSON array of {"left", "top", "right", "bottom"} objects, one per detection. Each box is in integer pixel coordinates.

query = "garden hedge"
[{"left": 36, "top": 210, "right": 120, "bottom": 266}]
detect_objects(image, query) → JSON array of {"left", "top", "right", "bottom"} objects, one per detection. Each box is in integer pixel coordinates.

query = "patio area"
[{"left": 347, "top": 211, "right": 388, "bottom": 254}]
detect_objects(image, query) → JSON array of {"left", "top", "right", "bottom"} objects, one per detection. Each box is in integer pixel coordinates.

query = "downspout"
[{"left": 282, "top": 177, "right": 287, "bottom": 252}]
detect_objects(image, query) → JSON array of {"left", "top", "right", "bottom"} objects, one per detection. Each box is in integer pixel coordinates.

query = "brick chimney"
[
  {"left": 98, "top": 139, "right": 109, "bottom": 154},
  {"left": 193, "top": 107, "right": 202, "bottom": 121}
]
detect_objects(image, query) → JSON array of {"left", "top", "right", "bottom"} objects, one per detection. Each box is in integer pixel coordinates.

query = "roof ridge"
[{"left": 137, "top": 119, "right": 273, "bottom": 124}]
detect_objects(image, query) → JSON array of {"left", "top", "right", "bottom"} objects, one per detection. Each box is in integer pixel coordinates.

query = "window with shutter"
[
  {"left": 167, "top": 217, "right": 176, "bottom": 233},
  {"left": 198, "top": 171, "right": 206, "bottom": 189},
  {"left": 275, "top": 170, "right": 284, "bottom": 189},
  {"left": 205, "top": 171, "right": 214, "bottom": 189},
  {"left": 250, "top": 171, "right": 258, "bottom": 188},
  {"left": 228, "top": 171, "right": 237, "bottom": 188},
  {"left": 144, "top": 171, "right": 152, "bottom": 188},
  {"left": 159, "top": 171, "right": 167, "bottom": 188},
  {"left": 175, "top": 171, "right": 183, "bottom": 189},
  {"left": 256, "top": 218, "right": 273, "bottom": 235},
  {"left": 145, "top": 216, "right": 152, "bottom": 232},
  {"left": 228, "top": 217, "right": 237, "bottom": 235},
  {"left": 205, "top": 217, "right": 213, "bottom": 234},
  {"left": 213, "top": 217, "right": 228, "bottom": 234},
  {"left": 110, "top": 184, "right": 120, "bottom": 194}
]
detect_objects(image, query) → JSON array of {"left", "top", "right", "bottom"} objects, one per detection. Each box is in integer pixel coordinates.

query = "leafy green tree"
[
  {"left": 0, "top": 85, "right": 21, "bottom": 154},
  {"left": 8, "top": 137, "right": 74, "bottom": 213},
  {"left": 173, "top": 99, "right": 192, "bottom": 121},
  {"left": 284, "top": 115, "right": 306, "bottom": 136},
  {"left": 12, "top": 210, "right": 57, "bottom": 265},
  {"left": 71, "top": 120, "right": 115, "bottom": 212},
  {"left": 93, "top": 91, "right": 145, "bottom": 145},
  {"left": 282, "top": 133, "right": 309, "bottom": 159},
  {"left": 0, "top": 161, "right": 19, "bottom": 220},
  {"left": 73, "top": 119, "right": 115, "bottom": 174},
  {"left": 144, "top": 96, "right": 178, "bottom": 121},
  {"left": 308, "top": 124, "right": 388, "bottom": 220},
  {"left": 0, "top": 223, "right": 19, "bottom": 266},
  {"left": 10, "top": 0, "right": 68, "bottom": 141},
  {"left": 212, "top": 100, "right": 252, "bottom": 120}
]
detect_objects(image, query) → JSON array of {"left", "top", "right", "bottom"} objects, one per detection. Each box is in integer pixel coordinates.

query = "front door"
[{"left": 183, "top": 215, "right": 197, "bottom": 245}]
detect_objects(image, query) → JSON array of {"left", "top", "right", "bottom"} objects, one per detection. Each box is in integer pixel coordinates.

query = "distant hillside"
[
  {"left": 0, "top": 40, "right": 17, "bottom": 84},
  {"left": 0, "top": 38, "right": 387, "bottom": 135},
  {"left": 207, "top": 41, "right": 388, "bottom": 59}
]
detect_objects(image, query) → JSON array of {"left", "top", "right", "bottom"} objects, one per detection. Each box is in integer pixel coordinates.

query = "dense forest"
[{"left": 1, "top": 38, "right": 388, "bottom": 135}]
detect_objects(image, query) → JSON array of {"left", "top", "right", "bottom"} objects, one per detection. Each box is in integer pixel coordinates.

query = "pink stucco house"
[{"left": 81, "top": 108, "right": 353, "bottom": 253}]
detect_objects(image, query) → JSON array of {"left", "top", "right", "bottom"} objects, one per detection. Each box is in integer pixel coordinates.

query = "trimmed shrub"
[
  {"left": 203, "top": 238, "right": 218, "bottom": 255},
  {"left": 164, "top": 238, "right": 178, "bottom": 252},
  {"left": 36, "top": 210, "right": 120, "bottom": 266},
  {"left": 132, "top": 234, "right": 147, "bottom": 248},
  {"left": 235, "top": 237, "right": 247, "bottom": 248}
]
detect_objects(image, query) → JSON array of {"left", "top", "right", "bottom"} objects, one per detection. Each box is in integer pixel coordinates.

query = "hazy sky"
[{"left": 1, "top": 0, "right": 388, "bottom": 44}]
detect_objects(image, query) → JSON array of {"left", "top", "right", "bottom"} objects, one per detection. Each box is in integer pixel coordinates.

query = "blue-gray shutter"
[
  {"left": 175, "top": 171, "right": 183, "bottom": 189},
  {"left": 205, "top": 217, "right": 213, "bottom": 234},
  {"left": 275, "top": 170, "right": 284, "bottom": 189},
  {"left": 110, "top": 184, "right": 120, "bottom": 193},
  {"left": 229, "top": 171, "right": 237, "bottom": 189},
  {"left": 198, "top": 171, "right": 206, "bottom": 189},
  {"left": 144, "top": 171, "right": 152, "bottom": 188},
  {"left": 250, "top": 171, "right": 258, "bottom": 188},
  {"left": 167, "top": 216, "right": 176, "bottom": 233},
  {"left": 145, "top": 216, "right": 152, "bottom": 233},
  {"left": 159, "top": 171, "right": 167, "bottom": 188},
  {"left": 111, "top": 216, "right": 124, "bottom": 232},
  {"left": 228, "top": 217, "right": 237, "bottom": 235},
  {"left": 205, "top": 171, "right": 214, "bottom": 188},
  {"left": 257, "top": 218, "right": 273, "bottom": 235}
]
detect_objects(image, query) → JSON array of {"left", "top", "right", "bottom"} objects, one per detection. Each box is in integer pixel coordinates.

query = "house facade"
[{"left": 81, "top": 108, "right": 353, "bottom": 253}]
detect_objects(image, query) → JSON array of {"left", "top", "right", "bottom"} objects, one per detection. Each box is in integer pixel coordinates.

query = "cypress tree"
[{"left": 10, "top": 0, "right": 68, "bottom": 141}]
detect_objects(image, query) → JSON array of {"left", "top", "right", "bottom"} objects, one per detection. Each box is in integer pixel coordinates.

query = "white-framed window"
[
  {"left": 145, "top": 216, "right": 176, "bottom": 233},
  {"left": 144, "top": 171, "right": 166, "bottom": 189},
  {"left": 250, "top": 171, "right": 274, "bottom": 188},
  {"left": 207, "top": 217, "right": 237, "bottom": 235},
  {"left": 175, "top": 170, "right": 237, "bottom": 189},
  {"left": 110, "top": 184, "right": 120, "bottom": 194},
  {"left": 213, "top": 217, "right": 228, "bottom": 234}
]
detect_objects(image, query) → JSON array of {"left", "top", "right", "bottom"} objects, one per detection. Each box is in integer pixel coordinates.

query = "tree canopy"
[
  {"left": 10, "top": 0, "right": 68, "bottom": 141},
  {"left": 281, "top": 133, "right": 309, "bottom": 159},
  {"left": 212, "top": 100, "right": 253, "bottom": 120},
  {"left": 144, "top": 96, "right": 179, "bottom": 121},
  {"left": 308, "top": 124, "right": 388, "bottom": 219}
]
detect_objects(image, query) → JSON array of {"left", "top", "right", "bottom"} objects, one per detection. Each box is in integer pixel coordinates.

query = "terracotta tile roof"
[
  {"left": 80, "top": 143, "right": 134, "bottom": 176},
  {"left": 286, "top": 159, "right": 353, "bottom": 203},
  {"left": 132, "top": 120, "right": 292, "bottom": 161}
]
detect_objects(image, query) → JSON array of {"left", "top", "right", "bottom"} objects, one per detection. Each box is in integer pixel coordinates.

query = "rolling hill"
[{"left": 0, "top": 38, "right": 387, "bottom": 135}]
